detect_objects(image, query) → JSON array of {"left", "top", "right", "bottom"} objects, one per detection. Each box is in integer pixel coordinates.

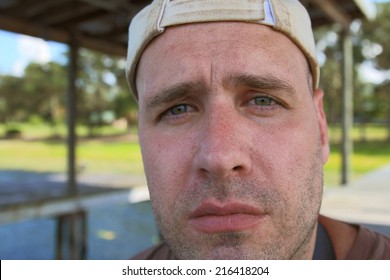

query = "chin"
[{"left": 206, "top": 247, "right": 257, "bottom": 260}]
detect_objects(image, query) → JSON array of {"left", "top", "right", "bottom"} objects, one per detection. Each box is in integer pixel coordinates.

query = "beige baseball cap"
[{"left": 126, "top": 0, "right": 319, "bottom": 97}]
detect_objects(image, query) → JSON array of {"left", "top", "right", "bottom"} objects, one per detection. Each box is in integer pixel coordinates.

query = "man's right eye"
[
  {"left": 167, "top": 104, "right": 189, "bottom": 116},
  {"left": 157, "top": 103, "right": 197, "bottom": 124}
]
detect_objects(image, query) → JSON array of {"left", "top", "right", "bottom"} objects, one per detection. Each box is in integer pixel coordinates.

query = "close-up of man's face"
[{"left": 135, "top": 22, "right": 329, "bottom": 259}]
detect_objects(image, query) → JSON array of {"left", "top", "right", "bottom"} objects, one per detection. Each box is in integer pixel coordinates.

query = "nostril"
[{"left": 233, "top": 166, "right": 243, "bottom": 172}]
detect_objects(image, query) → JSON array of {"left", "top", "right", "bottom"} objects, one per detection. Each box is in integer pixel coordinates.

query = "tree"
[
  {"left": 358, "top": 3, "right": 390, "bottom": 141},
  {"left": 76, "top": 49, "right": 137, "bottom": 136},
  {"left": 22, "top": 62, "right": 67, "bottom": 128},
  {"left": 0, "top": 75, "right": 25, "bottom": 124},
  {"left": 314, "top": 2, "right": 390, "bottom": 142},
  {"left": 314, "top": 27, "right": 343, "bottom": 126},
  {"left": 0, "top": 61, "right": 67, "bottom": 137}
]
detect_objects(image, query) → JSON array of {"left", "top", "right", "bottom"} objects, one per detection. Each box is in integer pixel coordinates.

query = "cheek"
[
  {"left": 255, "top": 117, "right": 321, "bottom": 183},
  {"left": 139, "top": 130, "right": 194, "bottom": 198}
]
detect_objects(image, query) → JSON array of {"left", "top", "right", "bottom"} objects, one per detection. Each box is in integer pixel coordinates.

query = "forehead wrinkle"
[
  {"left": 144, "top": 81, "right": 206, "bottom": 110},
  {"left": 224, "top": 73, "right": 297, "bottom": 95}
]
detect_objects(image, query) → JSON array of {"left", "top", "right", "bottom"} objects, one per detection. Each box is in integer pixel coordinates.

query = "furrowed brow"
[
  {"left": 225, "top": 74, "right": 297, "bottom": 95},
  {"left": 144, "top": 82, "right": 205, "bottom": 110}
]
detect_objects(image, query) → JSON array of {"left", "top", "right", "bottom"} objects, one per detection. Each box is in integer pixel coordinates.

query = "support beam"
[
  {"left": 52, "top": 9, "right": 109, "bottom": 28},
  {"left": 79, "top": 0, "right": 124, "bottom": 11},
  {"left": 0, "top": 190, "right": 131, "bottom": 224},
  {"left": 39, "top": 3, "right": 97, "bottom": 26},
  {"left": 67, "top": 35, "right": 78, "bottom": 195},
  {"left": 311, "top": 0, "right": 353, "bottom": 30},
  {"left": 0, "top": 14, "right": 68, "bottom": 43},
  {"left": 341, "top": 30, "right": 354, "bottom": 185},
  {"left": 56, "top": 211, "right": 87, "bottom": 260},
  {"left": 63, "top": 35, "right": 81, "bottom": 259},
  {"left": 26, "top": 0, "right": 72, "bottom": 18},
  {"left": 354, "top": 0, "right": 377, "bottom": 20},
  {"left": 3, "top": 0, "right": 63, "bottom": 16},
  {"left": 0, "top": 15, "right": 127, "bottom": 56}
]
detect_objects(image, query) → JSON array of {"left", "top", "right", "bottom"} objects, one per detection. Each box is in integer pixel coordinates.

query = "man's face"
[{"left": 136, "top": 22, "right": 329, "bottom": 259}]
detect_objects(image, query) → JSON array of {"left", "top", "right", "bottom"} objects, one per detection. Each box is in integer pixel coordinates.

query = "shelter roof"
[{"left": 0, "top": 0, "right": 376, "bottom": 56}]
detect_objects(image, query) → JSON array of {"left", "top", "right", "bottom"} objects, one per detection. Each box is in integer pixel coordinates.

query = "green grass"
[
  {"left": 0, "top": 139, "right": 144, "bottom": 175},
  {"left": 0, "top": 140, "right": 66, "bottom": 172},
  {"left": 0, "top": 123, "right": 389, "bottom": 187},
  {"left": 0, "top": 122, "right": 132, "bottom": 139},
  {"left": 324, "top": 141, "right": 390, "bottom": 186},
  {"left": 323, "top": 124, "right": 390, "bottom": 186},
  {"left": 328, "top": 124, "right": 389, "bottom": 143},
  {"left": 77, "top": 140, "right": 144, "bottom": 174}
]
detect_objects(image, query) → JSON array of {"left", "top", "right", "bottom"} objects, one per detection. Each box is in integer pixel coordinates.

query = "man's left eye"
[{"left": 253, "top": 96, "right": 274, "bottom": 106}]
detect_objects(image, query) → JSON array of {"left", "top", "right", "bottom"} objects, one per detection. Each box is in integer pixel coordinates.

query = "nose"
[{"left": 193, "top": 103, "right": 252, "bottom": 181}]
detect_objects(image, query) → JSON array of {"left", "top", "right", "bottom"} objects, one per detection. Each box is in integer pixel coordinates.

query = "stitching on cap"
[
  {"left": 157, "top": 0, "right": 170, "bottom": 31},
  {"left": 264, "top": 0, "right": 276, "bottom": 26}
]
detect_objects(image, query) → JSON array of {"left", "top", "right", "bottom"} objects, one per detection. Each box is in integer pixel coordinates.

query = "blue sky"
[
  {"left": 0, "top": 0, "right": 388, "bottom": 78},
  {"left": 0, "top": 30, "right": 68, "bottom": 76}
]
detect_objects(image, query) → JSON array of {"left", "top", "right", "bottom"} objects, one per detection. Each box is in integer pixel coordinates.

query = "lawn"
[
  {"left": 0, "top": 138, "right": 144, "bottom": 175},
  {"left": 0, "top": 123, "right": 389, "bottom": 187},
  {"left": 324, "top": 141, "right": 390, "bottom": 186},
  {"left": 324, "top": 124, "right": 390, "bottom": 186}
]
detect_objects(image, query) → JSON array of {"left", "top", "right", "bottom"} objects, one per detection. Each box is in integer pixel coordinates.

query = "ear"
[{"left": 313, "top": 89, "right": 329, "bottom": 164}]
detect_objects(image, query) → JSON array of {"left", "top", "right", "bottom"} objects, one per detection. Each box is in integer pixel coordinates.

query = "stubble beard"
[{"left": 148, "top": 145, "right": 324, "bottom": 260}]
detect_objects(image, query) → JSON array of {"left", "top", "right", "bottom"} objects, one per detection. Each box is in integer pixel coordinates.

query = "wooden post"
[
  {"left": 55, "top": 35, "right": 87, "bottom": 260},
  {"left": 67, "top": 36, "right": 78, "bottom": 195},
  {"left": 56, "top": 212, "right": 87, "bottom": 260},
  {"left": 341, "top": 30, "right": 354, "bottom": 185}
]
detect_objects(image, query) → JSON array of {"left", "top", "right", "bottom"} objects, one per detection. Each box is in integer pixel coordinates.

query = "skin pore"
[{"left": 136, "top": 22, "right": 329, "bottom": 259}]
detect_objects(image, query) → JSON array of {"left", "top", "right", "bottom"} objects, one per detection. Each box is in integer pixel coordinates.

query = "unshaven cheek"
[
  {"left": 251, "top": 118, "right": 319, "bottom": 182},
  {"left": 141, "top": 133, "right": 195, "bottom": 196}
]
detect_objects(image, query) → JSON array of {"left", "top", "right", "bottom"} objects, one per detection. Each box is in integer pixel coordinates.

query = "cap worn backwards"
[{"left": 126, "top": 0, "right": 319, "bottom": 98}]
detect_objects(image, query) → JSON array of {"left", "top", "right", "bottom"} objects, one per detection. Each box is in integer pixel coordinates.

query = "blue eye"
[
  {"left": 169, "top": 104, "right": 188, "bottom": 115},
  {"left": 254, "top": 96, "right": 274, "bottom": 106}
]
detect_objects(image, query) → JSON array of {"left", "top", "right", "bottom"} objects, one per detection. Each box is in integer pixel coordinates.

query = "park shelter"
[{"left": 0, "top": 0, "right": 376, "bottom": 259}]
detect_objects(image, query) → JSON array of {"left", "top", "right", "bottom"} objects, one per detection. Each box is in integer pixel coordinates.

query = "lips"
[{"left": 188, "top": 201, "right": 265, "bottom": 233}]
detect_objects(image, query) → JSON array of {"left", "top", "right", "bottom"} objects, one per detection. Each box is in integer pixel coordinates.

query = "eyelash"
[
  {"left": 168, "top": 104, "right": 191, "bottom": 115},
  {"left": 158, "top": 103, "right": 195, "bottom": 121},
  {"left": 246, "top": 94, "right": 286, "bottom": 110},
  {"left": 249, "top": 96, "right": 275, "bottom": 106}
]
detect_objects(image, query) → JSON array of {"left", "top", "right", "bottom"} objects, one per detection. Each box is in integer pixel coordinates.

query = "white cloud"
[
  {"left": 11, "top": 60, "right": 26, "bottom": 77},
  {"left": 11, "top": 35, "right": 52, "bottom": 76}
]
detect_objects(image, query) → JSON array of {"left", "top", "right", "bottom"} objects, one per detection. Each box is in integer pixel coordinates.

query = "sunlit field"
[{"left": 1, "top": 123, "right": 389, "bottom": 187}]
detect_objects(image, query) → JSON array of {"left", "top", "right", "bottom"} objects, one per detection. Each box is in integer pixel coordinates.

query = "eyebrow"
[
  {"left": 224, "top": 74, "right": 297, "bottom": 95},
  {"left": 143, "top": 74, "right": 296, "bottom": 110},
  {"left": 144, "top": 81, "right": 205, "bottom": 110}
]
